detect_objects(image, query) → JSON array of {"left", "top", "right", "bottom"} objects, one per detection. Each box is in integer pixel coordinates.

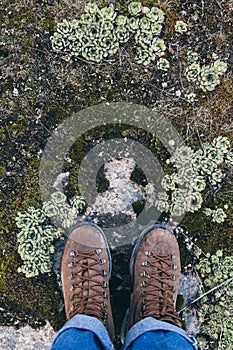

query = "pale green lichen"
[
  {"left": 212, "top": 208, "right": 227, "bottom": 223},
  {"left": 50, "top": 2, "right": 167, "bottom": 66},
  {"left": 212, "top": 136, "right": 231, "bottom": 152},
  {"left": 98, "top": 7, "right": 116, "bottom": 21},
  {"left": 210, "top": 169, "right": 223, "bottom": 185},
  {"left": 150, "top": 38, "right": 166, "bottom": 57},
  {"left": 187, "top": 51, "right": 199, "bottom": 63},
  {"left": 191, "top": 176, "right": 206, "bottom": 192},
  {"left": 213, "top": 60, "right": 228, "bottom": 75},
  {"left": 150, "top": 137, "right": 232, "bottom": 219},
  {"left": 16, "top": 209, "right": 62, "bottom": 278},
  {"left": 195, "top": 250, "right": 233, "bottom": 350},
  {"left": 127, "top": 17, "right": 139, "bottom": 32},
  {"left": 128, "top": 2, "right": 142, "bottom": 16},
  {"left": 135, "top": 47, "right": 154, "bottom": 65},
  {"left": 146, "top": 7, "right": 164, "bottom": 23},
  {"left": 204, "top": 208, "right": 227, "bottom": 223},
  {"left": 161, "top": 174, "right": 176, "bottom": 191},
  {"left": 116, "top": 15, "right": 127, "bottom": 26},
  {"left": 157, "top": 58, "right": 170, "bottom": 71},
  {"left": 43, "top": 193, "right": 86, "bottom": 229},
  {"left": 115, "top": 26, "right": 130, "bottom": 43},
  {"left": 84, "top": 2, "right": 98, "bottom": 15},
  {"left": 197, "top": 66, "right": 220, "bottom": 92},
  {"left": 185, "top": 60, "right": 227, "bottom": 92},
  {"left": 16, "top": 193, "right": 86, "bottom": 278},
  {"left": 175, "top": 20, "right": 188, "bottom": 33},
  {"left": 185, "top": 92, "right": 197, "bottom": 103},
  {"left": 225, "top": 153, "right": 233, "bottom": 166},
  {"left": 15, "top": 207, "right": 45, "bottom": 228},
  {"left": 185, "top": 63, "right": 201, "bottom": 82},
  {"left": 50, "top": 2, "right": 228, "bottom": 97}
]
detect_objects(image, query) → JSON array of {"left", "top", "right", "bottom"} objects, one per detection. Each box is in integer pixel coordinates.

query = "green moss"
[
  {"left": 0, "top": 254, "right": 13, "bottom": 293},
  {"left": 0, "top": 166, "right": 6, "bottom": 176},
  {"left": 7, "top": 122, "right": 28, "bottom": 137},
  {"left": 37, "top": 17, "right": 55, "bottom": 30}
]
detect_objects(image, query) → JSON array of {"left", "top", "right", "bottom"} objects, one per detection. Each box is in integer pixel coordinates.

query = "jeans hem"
[
  {"left": 51, "top": 314, "right": 114, "bottom": 350},
  {"left": 123, "top": 317, "right": 198, "bottom": 350}
]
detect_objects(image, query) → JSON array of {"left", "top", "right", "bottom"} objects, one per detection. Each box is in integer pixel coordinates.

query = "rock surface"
[{"left": 0, "top": 322, "right": 55, "bottom": 350}]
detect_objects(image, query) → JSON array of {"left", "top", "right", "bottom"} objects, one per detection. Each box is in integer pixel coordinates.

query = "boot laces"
[
  {"left": 141, "top": 252, "right": 181, "bottom": 326},
  {"left": 68, "top": 249, "right": 108, "bottom": 322}
]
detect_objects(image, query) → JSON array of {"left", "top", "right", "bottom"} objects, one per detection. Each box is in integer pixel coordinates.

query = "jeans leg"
[
  {"left": 51, "top": 328, "right": 103, "bottom": 350},
  {"left": 126, "top": 330, "right": 195, "bottom": 350},
  {"left": 123, "top": 317, "right": 197, "bottom": 350},
  {"left": 51, "top": 315, "right": 114, "bottom": 350}
]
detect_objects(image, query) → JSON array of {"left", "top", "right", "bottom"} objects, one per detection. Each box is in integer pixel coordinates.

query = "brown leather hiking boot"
[
  {"left": 61, "top": 223, "right": 115, "bottom": 340},
  {"left": 126, "top": 224, "right": 181, "bottom": 332}
]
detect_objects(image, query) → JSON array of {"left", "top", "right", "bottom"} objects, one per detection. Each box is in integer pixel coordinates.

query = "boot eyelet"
[
  {"left": 69, "top": 251, "right": 77, "bottom": 257},
  {"left": 102, "top": 269, "right": 107, "bottom": 276},
  {"left": 94, "top": 248, "right": 102, "bottom": 255},
  {"left": 141, "top": 281, "right": 148, "bottom": 287},
  {"left": 70, "top": 303, "right": 75, "bottom": 312},
  {"left": 145, "top": 251, "right": 153, "bottom": 257},
  {"left": 102, "top": 281, "right": 108, "bottom": 288},
  {"left": 69, "top": 273, "right": 75, "bottom": 280},
  {"left": 172, "top": 274, "right": 176, "bottom": 280},
  {"left": 103, "top": 291, "right": 107, "bottom": 298},
  {"left": 70, "top": 284, "right": 75, "bottom": 291},
  {"left": 99, "top": 258, "right": 106, "bottom": 264},
  {"left": 140, "top": 271, "right": 150, "bottom": 278},
  {"left": 171, "top": 254, "right": 176, "bottom": 260},
  {"left": 68, "top": 262, "right": 74, "bottom": 268},
  {"left": 172, "top": 264, "right": 178, "bottom": 270}
]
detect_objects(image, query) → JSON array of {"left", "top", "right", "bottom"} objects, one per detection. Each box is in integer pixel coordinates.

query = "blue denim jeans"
[{"left": 51, "top": 315, "right": 198, "bottom": 350}]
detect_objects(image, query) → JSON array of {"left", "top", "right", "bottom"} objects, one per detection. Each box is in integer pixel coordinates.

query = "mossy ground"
[{"left": 0, "top": 0, "right": 232, "bottom": 348}]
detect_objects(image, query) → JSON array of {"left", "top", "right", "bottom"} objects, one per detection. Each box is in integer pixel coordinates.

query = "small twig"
[
  {"left": 215, "top": 0, "right": 222, "bottom": 10},
  {"left": 4, "top": 122, "right": 13, "bottom": 143},
  {"left": 218, "top": 324, "right": 223, "bottom": 350},
  {"left": 38, "top": 120, "right": 52, "bottom": 135},
  {"left": 179, "top": 277, "right": 233, "bottom": 313},
  {"left": 118, "top": 47, "right": 122, "bottom": 66},
  {"left": 194, "top": 123, "right": 203, "bottom": 147},
  {"left": 201, "top": 0, "right": 205, "bottom": 17},
  {"left": 193, "top": 265, "right": 205, "bottom": 293}
]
